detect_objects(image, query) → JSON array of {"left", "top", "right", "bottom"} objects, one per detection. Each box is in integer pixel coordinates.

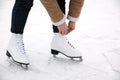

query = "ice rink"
[{"left": 0, "top": 0, "right": 120, "bottom": 80}]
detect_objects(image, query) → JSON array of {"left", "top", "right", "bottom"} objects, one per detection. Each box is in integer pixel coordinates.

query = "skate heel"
[
  {"left": 6, "top": 51, "right": 11, "bottom": 58},
  {"left": 51, "top": 49, "right": 59, "bottom": 55}
]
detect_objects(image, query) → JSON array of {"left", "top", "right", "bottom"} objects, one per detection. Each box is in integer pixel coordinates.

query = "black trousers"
[{"left": 11, "top": 0, "right": 65, "bottom": 34}]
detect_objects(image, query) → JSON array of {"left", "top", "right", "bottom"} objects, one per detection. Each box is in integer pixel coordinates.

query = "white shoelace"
[
  {"left": 64, "top": 37, "right": 75, "bottom": 49},
  {"left": 16, "top": 36, "right": 26, "bottom": 55}
]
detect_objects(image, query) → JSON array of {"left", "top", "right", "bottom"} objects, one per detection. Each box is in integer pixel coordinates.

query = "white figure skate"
[
  {"left": 6, "top": 33, "right": 29, "bottom": 69},
  {"left": 51, "top": 33, "right": 83, "bottom": 61}
]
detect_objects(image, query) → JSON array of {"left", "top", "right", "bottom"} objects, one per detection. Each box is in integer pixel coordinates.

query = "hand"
[
  {"left": 67, "top": 21, "right": 76, "bottom": 34},
  {"left": 57, "top": 22, "right": 68, "bottom": 35}
]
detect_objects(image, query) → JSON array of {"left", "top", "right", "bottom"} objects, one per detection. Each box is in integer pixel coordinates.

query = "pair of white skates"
[{"left": 6, "top": 33, "right": 83, "bottom": 69}]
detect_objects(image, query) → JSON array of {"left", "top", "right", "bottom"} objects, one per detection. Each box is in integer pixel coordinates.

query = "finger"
[
  {"left": 67, "top": 28, "right": 72, "bottom": 34},
  {"left": 64, "top": 30, "right": 68, "bottom": 35},
  {"left": 69, "top": 28, "right": 73, "bottom": 32},
  {"left": 67, "top": 29, "right": 70, "bottom": 34},
  {"left": 60, "top": 30, "right": 64, "bottom": 35},
  {"left": 58, "top": 27, "right": 63, "bottom": 35},
  {"left": 69, "top": 26, "right": 75, "bottom": 31},
  {"left": 61, "top": 31, "right": 64, "bottom": 35},
  {"left": 61, "top": 29, "right": 67, "bottom": 35},
  {"left": 63, "top": 30, "right": 67, "bottom": 35},
  {"left": 58, "top": 28, "right": 62, "bottom": 34}
]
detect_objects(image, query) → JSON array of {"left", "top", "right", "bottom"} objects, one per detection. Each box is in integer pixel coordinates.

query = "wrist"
[
  {"left": 52, "top": 15, "right": 66, "bottom": 26},
  {"left": 67, "top": 15, "right": 79, "bottom": 22},
  {"left": 69, "top": 21, "right": 76, "bottom": 25},
  {"left": 69, "top": 21, "right": 75, "bottom": 23}
]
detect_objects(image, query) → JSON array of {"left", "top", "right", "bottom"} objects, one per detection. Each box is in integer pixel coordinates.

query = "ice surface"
[{"left": 0, "top": 0, "right": 120, "bottom": 80}]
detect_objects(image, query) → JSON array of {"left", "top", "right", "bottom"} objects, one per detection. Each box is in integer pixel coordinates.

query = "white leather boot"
[
  {"left": 6, "top": 33, "right": 29, "bottom": 65},
  {"left": 51, "top": 33, "right": 82, "bottom": 61}
]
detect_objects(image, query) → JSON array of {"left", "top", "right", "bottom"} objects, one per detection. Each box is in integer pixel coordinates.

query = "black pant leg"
[
  {"left": 53, "top": 0, "right": 66, "bottom": 33},
  {"left": 11, "top": 0, "right": 33, "bottom": 34}
]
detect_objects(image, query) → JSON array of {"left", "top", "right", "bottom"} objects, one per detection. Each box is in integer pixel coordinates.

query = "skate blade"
[
  {"left": 70, "top": 56, "right": 83, "bottom": 62},
  {"left": 6, "top": 51, "right": 29, "bottom": 70},
  {"left": 7, "top": 57, "right": 29, "bottom": 70},
  {"left": 51, "top": 49, "right": 83, "bottom": 62}
]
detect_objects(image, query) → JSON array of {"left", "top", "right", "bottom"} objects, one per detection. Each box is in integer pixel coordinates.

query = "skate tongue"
[
  {"left": 65, "top": 38, "right": 75, "bottom": 49},
  {"left": 67, "top": 41, "right": 75, "bottom": 48},
  {"left": 16, "top": 35, "right": 26, "bottom": 55},
  {"left": 54, "top": 33, "right": 75, "bottom": 49},
  {"left": 54, "top": 33, "right": 66, "bottom": 37}
]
